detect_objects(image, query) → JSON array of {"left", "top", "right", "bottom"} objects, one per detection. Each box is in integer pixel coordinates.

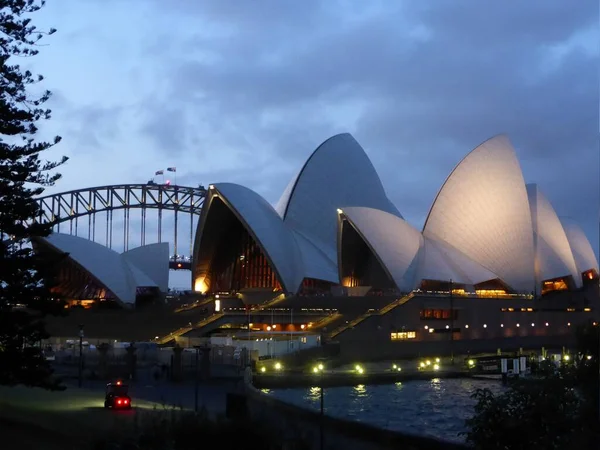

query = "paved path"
[
  {"left": 0, "top": 378, "right": 239, "bottom": 447},
  {"left": 69, "top": 378, "right": 239, "bottom": 416}
]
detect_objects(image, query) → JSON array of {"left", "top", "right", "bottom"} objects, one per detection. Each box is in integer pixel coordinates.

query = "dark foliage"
[
  {"left": 463, "top": 324, "right": 600, "bottom": 450},
  {"left": 0, "top": 0, "right": 67, "bottom": 389}
]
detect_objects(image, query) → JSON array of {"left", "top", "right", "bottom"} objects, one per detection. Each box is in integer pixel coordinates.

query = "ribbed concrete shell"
[
  {"left": 193, "top": 183, "right": 304, "bottom": 294},
  {"left": 122, "top": 243, "right": 170, "bottom": 292},
  {"left": 417, "top": 235, "right": 502, "bottom": 287},
  {"left": 339, "top": 207, "right": 422, "bottom": 292},
  {"left": 561, "top": 218, "right": 599, "bottom": 274},
  {"left": 423, "top": 135, "right": 535, "bottom": 293},
  {"left": 527, "top": 184, "right": 581, "bottom": 288},
  {"left": 276, "top": 133, "right": 402, "bottom": 265},
  {"left": 38, "top": 233, "right": 163, "bottom": 305}
]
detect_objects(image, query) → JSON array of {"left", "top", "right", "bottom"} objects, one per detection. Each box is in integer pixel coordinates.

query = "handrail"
[
  {"left": 156, "top": 312, "right": 225, "bottom": 344},
  {"left": 329, "top": 292, "right": 416, "bottom": 339}
]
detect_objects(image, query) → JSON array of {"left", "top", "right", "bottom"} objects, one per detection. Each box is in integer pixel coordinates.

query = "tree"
[
  {"left": 463, "top": 324, "right": 600, "bottom": 449},
  {"left": 0, "top": 0, "right": 67, "bottom": 389}
]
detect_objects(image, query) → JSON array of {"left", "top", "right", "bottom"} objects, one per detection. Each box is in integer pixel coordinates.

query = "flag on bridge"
[
  {"left": 167, "top": 167, "right": 176, "bottom": 172},
  {"left": 155, "top": 170, "right": 164, "bottom": 175}
]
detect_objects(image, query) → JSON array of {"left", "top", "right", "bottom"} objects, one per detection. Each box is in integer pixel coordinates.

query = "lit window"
[{"left": 391, "top": 331, "right": 416, "bottom": 341}]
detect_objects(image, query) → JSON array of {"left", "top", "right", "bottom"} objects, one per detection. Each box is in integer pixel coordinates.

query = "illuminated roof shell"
[
  {"left": 527, "top": 184, "right": 581, "bottom": 288},
  {"left": 195, "top": 183, "right": 305, "bottom": 293},
  {"left": 339, "top": 207, "right": 422, "bottom": 292},
  {"left": 423, "top": 135, "right": 535, "bottom": 292},
  {"left": 561, "top": 218, "right": 599, "bottom": 274},
  {"left": 39, "top": 233, "right": 165, "bottom": 305},
  {"left": 277, "top": 133, "right": 402, "bottom": 264}
]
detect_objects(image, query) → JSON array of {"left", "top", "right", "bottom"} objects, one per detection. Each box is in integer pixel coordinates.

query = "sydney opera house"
[
  {"left": 192, "top": 133, "right": 598, "bottom": 299},
  {"left": 36, "top": 133, "right": 598, "bottom": 355}
]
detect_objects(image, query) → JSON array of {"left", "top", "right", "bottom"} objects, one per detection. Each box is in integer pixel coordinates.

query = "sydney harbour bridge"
[{"left": 35, "top": 183, "right": 207, "bottom": 272}]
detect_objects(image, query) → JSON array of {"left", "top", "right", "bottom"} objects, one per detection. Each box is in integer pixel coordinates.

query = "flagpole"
[{"left": 166, "top": 167, "right": 177, "bottom": 185}]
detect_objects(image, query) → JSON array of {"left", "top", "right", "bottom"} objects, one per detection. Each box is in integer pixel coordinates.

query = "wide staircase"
[
  {"left": 328, "top": 292, "right": 415, "bottom": 339},
  {"left": 174, "top": 296, "right": 214, "bottom": 313},
  {"left": 157, "top": 312, "right": 225, "bottom": 345},
  {"left": 310, "top": 312, "right": 344, "bottom": 330},
  {"left": 158, "top": 292, "right": 285, "bottom": 344},
  {"left": 251, "top": 292, "right": 287, "bottom": 312}
]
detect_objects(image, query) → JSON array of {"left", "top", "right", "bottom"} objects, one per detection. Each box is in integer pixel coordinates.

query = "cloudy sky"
[{"left": 29, "top": 1, "right": 598, "bottom": 288}]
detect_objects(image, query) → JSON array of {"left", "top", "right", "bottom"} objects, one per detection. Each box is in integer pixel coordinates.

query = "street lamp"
[
  {"left": 449, "top": 279, "right": 454, "bottom": 365},
  {"left": 193, "top": 345, "right": 202, "bottom": 413},
  {"left": 313, "top": 363, "right": 325, "bottom": 450},
  {"left": 78, "top": 324, "right": 84, "bottom": 388}
]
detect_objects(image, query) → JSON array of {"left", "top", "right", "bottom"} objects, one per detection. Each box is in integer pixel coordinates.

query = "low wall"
[
  {"left": 336, "top": 334, "right": 575, "bottom": 362},
  {"left": 268, "top": 343, "right": 340, "bottom": 370},
  {"left": 242, "top": 385, "right": 469, "bottom": 450},
  {"left": 252, "top": 369, "right": 465, "bottom": 389}
]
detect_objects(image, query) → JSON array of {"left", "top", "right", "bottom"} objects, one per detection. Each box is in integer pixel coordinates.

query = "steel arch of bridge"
[{"left": 35, "top": 184, "right": 206, "bottom": 259}]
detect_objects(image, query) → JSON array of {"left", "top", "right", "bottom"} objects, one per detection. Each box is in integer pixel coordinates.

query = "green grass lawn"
[{"left": 0, "top": 385, "right": 175, "bottom": 449}]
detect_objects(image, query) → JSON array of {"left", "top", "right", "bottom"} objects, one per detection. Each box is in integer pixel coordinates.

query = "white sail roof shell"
[
  {"left": 423, "top": 135, "right": 535, "bottom": 293},
  {"left": 41, "top": 233, "right": 161, "bottom": 305},
  {"left": 277, "top": 133, "right": 402, "bottom": 264},
  {"left": 291, "top": 229, "right": 339, "bottom": 284},
  {"left": 209, "top": 183, "right": 305, "bottom": 293},
  {"left": 340, "top": 207, "right": 422, "bottom": 292},
  {"left": 526, "top": 184, "right": 581, "bottom": 288},
  {"left": 416, "top": 235, "right": 501, "bottom": 287},
  {"left": 122, "top": 242, "right": 170, "bottom": 292},
  {"left": 339, "top": 207, "right": 501, "bottom": 291},
  {"left": 561, "top": 218, "right": 599, "bottom": 274}
]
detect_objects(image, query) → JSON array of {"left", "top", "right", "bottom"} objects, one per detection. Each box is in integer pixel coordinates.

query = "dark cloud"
[{"left": 43, "top": 0, "right": 597, "bottom": 256}]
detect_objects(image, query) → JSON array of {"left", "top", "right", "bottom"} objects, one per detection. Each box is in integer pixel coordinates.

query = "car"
[{"left": 104, "top": 380, "right": 132, "bottom": 410}]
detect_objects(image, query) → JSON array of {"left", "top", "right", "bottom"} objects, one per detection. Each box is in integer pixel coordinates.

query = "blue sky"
[{"left": 28, "top": 1, "right": 598, "bottom": 288}]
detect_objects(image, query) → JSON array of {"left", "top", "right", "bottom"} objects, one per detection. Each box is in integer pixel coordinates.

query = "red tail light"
[
  {"left": 124, "top": 399, "right": 128, "bottom": 404},
  {"left": 117, "top": 399, "right": 122, "bottom": 405}
]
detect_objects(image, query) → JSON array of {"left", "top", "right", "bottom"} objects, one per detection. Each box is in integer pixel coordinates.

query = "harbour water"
[{"left": 264, "top": 378, "right": 505, "bottom": 443}]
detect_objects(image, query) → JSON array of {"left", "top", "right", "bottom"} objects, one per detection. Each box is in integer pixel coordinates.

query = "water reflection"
[
  {"left": 353, "top": 384, "right": 367, "bottom": 397},
  {"left": 267, "top": 379, "right": 505, "bottom": 443},
  {"left": 307, "top": 386, "right": 321, "bottom": 401}
]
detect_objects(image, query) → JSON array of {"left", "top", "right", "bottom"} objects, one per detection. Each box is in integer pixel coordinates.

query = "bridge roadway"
[{"left": 168, "top": 260, "right": 191, "bottom": 270}]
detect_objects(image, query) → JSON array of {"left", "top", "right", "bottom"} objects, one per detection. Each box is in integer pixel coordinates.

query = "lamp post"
[
  {"left": 449, "top": 279, "right": 454, "bottom": 365},
  {"left": 78, "top": 324, "right": 84, "bottom": 388},
  {"left": 194, "top": 345, "right": 200, "bottom": 413},
  {"left": 313, "top": 363, "right": 325, "bottom": 450}
]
